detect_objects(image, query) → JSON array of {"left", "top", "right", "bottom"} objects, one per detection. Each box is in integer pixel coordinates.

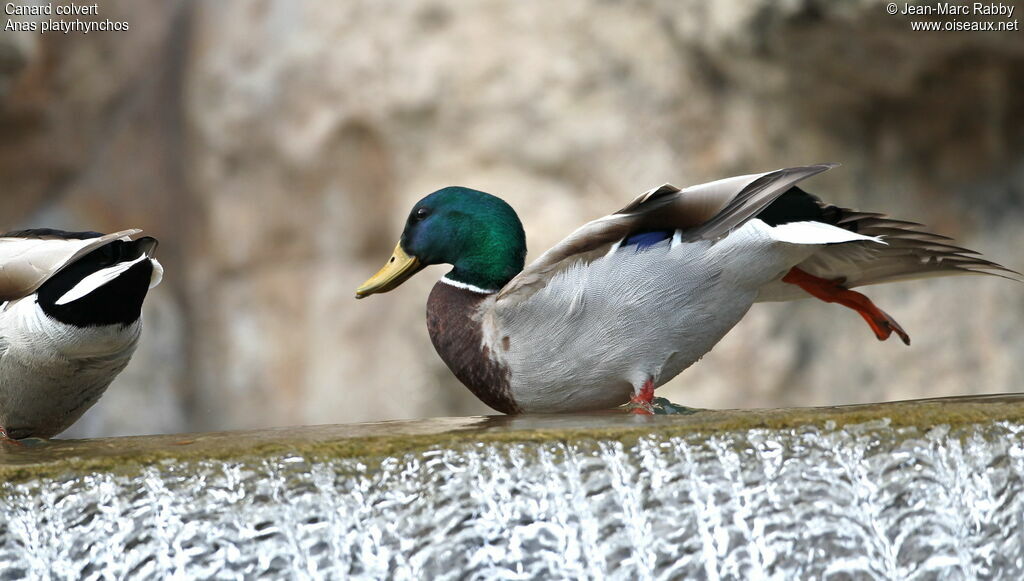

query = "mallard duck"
[
  {"left": 355, "top": 164, "right": 1018, "bottom": 414},
  {"left": 0, "top": 229, "right": 163, "bottom": 439}
]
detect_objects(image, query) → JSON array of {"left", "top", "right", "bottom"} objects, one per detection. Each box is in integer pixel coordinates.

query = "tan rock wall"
[{"left": 2, "top": 0, "right": 1022, "bottom": 436}]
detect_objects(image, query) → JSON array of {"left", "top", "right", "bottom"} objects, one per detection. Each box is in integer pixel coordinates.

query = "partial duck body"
[{"left": 0, "top": 229, "right": 162, "bottom": 438}]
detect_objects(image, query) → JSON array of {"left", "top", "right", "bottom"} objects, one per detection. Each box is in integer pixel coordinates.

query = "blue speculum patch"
[{"left": 621, "top": 230, "right": 674, "bottom": 251}]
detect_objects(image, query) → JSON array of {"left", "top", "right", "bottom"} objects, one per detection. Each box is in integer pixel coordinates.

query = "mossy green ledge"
[{"left": 2, "top": 393, "right": 1023, "bottom": 484}]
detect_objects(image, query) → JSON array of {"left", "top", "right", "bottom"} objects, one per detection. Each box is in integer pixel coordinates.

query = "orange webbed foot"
[{"left": 782, "top": 267, "right": 911, "bottom": 346}]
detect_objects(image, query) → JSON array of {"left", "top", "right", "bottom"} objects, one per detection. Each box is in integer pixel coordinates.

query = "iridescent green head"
[{"left": 355, "top": 187, "right": 526, "bottom": 298}]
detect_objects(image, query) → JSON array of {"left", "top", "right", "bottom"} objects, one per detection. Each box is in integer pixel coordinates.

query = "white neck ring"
[{"left": 440, "top": 276, "right": 498, "bottom": 295}]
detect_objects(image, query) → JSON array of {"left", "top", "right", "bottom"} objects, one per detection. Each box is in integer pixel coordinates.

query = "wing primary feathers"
[
  {"left": 0, "top": 229, "right": 146, "bottom": 301},
  {"left": 686, "top": 164, "right": 838, "bottom": 240}
]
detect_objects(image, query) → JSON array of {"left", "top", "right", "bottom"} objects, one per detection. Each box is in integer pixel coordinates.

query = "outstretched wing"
[
  {"left": 0, "top": 229, "right": 142, "bottom": 302},
  {"left": 496, "top": 164, "right": 837, "bottom": 305}
]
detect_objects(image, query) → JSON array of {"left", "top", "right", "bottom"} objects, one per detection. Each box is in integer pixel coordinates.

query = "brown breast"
[{"left": 426, "top": 280, "right": 520, "bottom": 414}]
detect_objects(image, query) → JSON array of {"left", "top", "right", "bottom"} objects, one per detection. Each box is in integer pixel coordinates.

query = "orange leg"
[
  {"left": 628, "top": 378, "right": 656, "bottom": 415},
  {"left": 782, "top": 267, "right": 911, "bottom": 345}
]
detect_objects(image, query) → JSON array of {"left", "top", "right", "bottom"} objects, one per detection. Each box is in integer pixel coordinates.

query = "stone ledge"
[{"left": 3, "top": 393, "right": 1024, "bottom": 484}]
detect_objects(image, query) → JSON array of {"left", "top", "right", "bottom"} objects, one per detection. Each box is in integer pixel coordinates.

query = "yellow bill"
[{"left": 355, "top": 243, "right": 423, "bottom": 298}]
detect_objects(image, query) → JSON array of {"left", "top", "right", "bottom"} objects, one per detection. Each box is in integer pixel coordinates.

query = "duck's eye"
[{"left": 413, "top": 207, "right": 430, "bottom": 222}]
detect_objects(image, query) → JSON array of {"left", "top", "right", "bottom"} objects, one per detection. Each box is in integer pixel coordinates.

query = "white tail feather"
[{"left": 768, "top": 221, "right": 884, "bottom": 246}]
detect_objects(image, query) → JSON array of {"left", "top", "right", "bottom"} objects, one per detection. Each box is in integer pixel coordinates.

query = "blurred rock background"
[{"left": 1, "top": 0, "right": 1022, "bottom": 437}]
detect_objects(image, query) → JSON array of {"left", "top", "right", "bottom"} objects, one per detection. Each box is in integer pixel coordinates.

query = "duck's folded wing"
[
  {"left": 495, "top": 164, "right": 837, "bottom": 305},
  {"left": 0, "top": 229, "right": 142, "bottom": 301}
]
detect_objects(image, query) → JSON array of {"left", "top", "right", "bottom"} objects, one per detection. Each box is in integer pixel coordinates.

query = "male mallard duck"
[
  {"left": 0, "top": 229, "right": 163, "bottom": 439},
  {"left": 355, "top": 165, "right": 1018, "bottom": 414}
]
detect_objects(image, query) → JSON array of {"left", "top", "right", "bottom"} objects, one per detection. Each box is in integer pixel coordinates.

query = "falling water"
[{"left": 2, "top": 417, "right": 1024, "bottom": 579}]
